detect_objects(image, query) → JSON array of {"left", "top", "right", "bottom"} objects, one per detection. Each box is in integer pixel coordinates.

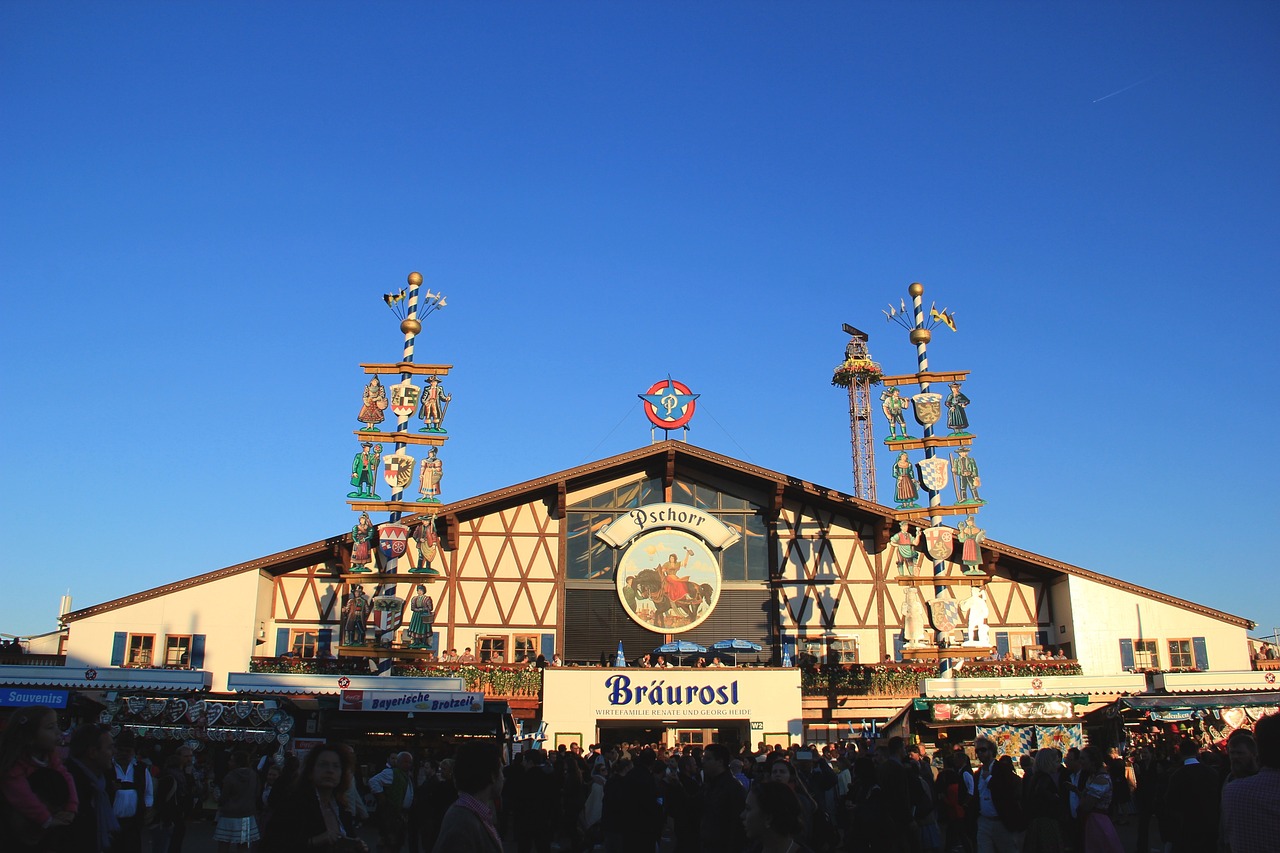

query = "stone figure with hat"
[
  {"left": 957, "top": 516, "right": 986, "bottom": 575},
  {"left": 880, "top": 386, "right": 912, "bottom": 441},
  {"left": 892, "top": 451, "right": 920, "bottom": 509},
  {"left": 950, "top": 446, "right": 983, "bottom": 505},
  {"left": 348, "top": 442, "right": 383, "bottom": 498},
  {"left": 349, "top": 512, "right": 378, "bottom": 573},
  {"left": 358, "top": 376, "right": 389, "bottom": 431},
  {"left": 343, "top": 585, "right": 371, "bottom": 646},
  {"left": 890, "top": 521, "right": 922, "bottom": 576},
  {"left": 407, "top": 584, "right": 435, "bottom": 648},
  {"left": 945, "top": 382, "right": 971, "bottom": 435}
]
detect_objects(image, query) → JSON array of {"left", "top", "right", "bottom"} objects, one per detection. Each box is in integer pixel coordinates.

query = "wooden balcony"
[{"left": 0, "top": 654, "right": 66, "bottom": 667}]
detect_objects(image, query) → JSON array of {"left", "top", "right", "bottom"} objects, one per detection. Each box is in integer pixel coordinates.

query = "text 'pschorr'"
[{"left": 605, "top": 675, "right": 739, "bottom": 707}]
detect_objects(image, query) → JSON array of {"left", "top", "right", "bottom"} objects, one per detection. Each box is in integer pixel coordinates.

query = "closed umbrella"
[{"left": 615, "top": 641, "right": 627, "bottom": 667}]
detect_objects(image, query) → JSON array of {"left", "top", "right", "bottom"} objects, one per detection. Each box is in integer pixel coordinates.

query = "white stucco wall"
[
  {"left": 1066, "top": 575, "right": 1249, "bottom": 675},
  {"left": 65, "top": 571, "right": 264, "bottom": 692}
]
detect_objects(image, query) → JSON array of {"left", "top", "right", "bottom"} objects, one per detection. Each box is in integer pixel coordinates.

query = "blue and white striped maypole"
[
  {"left": 376, "top": 272, "right": 423, "bottom": 669},
  {"left": 908, "top": 283, "right": 948, "bottom": 654}
]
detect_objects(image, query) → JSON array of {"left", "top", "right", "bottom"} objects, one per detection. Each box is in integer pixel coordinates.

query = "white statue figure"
[
  {"left": 903, "top": 588, "right": 927, "bottom": 648},
  {"left": 963, "top": 586, "right": 990, "bottom": 647}
]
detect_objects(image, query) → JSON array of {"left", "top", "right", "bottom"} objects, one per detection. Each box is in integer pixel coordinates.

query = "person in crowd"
[
  {"left": 63, "top": 723, "right": 119, "bottom": 853},
  {"left": 1224, "top": 729, "right": 1259, "bottom": 782},
  {"left": 433, "top": 741, "right": 503, "bottom": 853},
  {"left": 1161, "top": 738, "right": 1220, "bottom": 853},
  {"left": 508, "top": 748, "right": 559, "bottom": 853},
  {"left": 1022, "top": 748, "right": 1062, "bottom": 853},
  {"left": 151, "top": 752, "right": 187, "bottom": 853},
  {"left": 1130, "top": 745, "right": 1163, "bottom": 853},
  {"left": 973, "top": 738, "right": 1025, "bottom": 853},
  {"left": 699, "top": 743, "right": 747, "bottom": 853},
  {"left": 109, "top": 731, "right": 153, "bottom": 853},
  {"left": 742, "top": 779, "right": 811, "bottom": 853},
  {"left": 611, "top": 749, "right": 661, "bottom": 853},
  {"left": 459, "top": 648, "right": 476, "bottom": 663},
  {"left": 0, "top": 705, "right": 77, "bottom": 852},
  {"left": 214, "top": 750, "right": 260, "bottom": 852},
  {"left": 262, "top": 743, "right": 366, "bottom": 852},
  {"left": 369, "top": 751, "right": 415, "bottom": 853},
  {"left": 600, "top": 756, "right": 632, "bottom": 853},
  {"left": 1076, "top": 746, "right": 1122, "bottom": 853},
  {"left": 1221, "top": 712, "right": 1280, "bottom": 853},
  {"left": 769, "top": 759, "right": 824, "bottom": 849}
]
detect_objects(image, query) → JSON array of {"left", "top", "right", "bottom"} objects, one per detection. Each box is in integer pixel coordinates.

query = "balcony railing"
[
  {"left": 0, "top": 654, "right": 66, "bottom": 667},
  {"left": 247, "top": 657, "right": 541, "bottom": 697},
  {"left": 800, "top": 660, "right": 1084, "bottom": 697}
]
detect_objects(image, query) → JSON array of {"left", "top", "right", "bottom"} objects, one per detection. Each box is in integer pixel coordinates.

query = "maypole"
[
  {"left": 340, "top": 272, "right": 452, "bottom": 674},
  {"left": 881, "top": 284, "right": 989, "bottom": 670}
]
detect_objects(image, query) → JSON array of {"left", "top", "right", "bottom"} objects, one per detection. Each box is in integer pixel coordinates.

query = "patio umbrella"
[
  {"left": 710, "top": 638, "right": 763, "bottom": 664},
  {"left": 655, "top": 639, "right": 707, "bottom": 666}
]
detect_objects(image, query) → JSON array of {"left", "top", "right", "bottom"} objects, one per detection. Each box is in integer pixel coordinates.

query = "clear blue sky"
[{"left": 3, "top": 3, "right": 1277, "bottom": 641}]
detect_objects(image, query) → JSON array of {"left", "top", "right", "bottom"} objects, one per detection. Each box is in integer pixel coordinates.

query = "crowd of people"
[{"left": 2, "top": 705, "right": 1276, "bottom": 853}]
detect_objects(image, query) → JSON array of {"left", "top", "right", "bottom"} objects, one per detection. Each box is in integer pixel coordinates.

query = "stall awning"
[
  {"left": 1121, "top": 692, "right": 1280, "bottom": 712},
  {"left": 0, "top": 664, "right": 211, "bottom": 693}
]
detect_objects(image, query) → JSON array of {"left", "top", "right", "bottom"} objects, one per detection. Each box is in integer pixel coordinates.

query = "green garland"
[
  {"left": 801, "top": 663, "right": 936, "bottom": 696},
  {"left": 390, "top": 663, "right": 543, "bottom": 696},
  {"left": 248, "top": 658, "right": 369, "bottom": 675},
  {"left": 954, "top": 661, "right": 1082, "bottom": 678}
]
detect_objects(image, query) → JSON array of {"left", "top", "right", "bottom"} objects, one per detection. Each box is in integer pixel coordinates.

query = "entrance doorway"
[{"left": 596, "top": 720, "right": 749, "bottom": 753}]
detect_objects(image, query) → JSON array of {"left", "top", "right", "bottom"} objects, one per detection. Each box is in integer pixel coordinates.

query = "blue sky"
[{"left": 2, "top": 2, "right": 1277, "bottom": 641}]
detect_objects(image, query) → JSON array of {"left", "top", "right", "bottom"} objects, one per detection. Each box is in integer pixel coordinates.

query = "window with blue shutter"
[
  {"left": 1119, "top": 638, "right": 1135, "bottom": 671},
  {"left": 541, "top": 633, "right": 555, "bottom": 658},
  {"left": 317, "top": 629, "right": 332, "bottom": 658},
  {"left": 111, "top": 632, "right": 126, "bottom": 666},
  {"left": 275, "top": 628, "right": 290, "bottom": 656},
  {"left": 1192, "top": 637, "right": 1208, "bottom": 670},
  {"left": 190, "top": 635, "right": 206, "bottom": 669}
]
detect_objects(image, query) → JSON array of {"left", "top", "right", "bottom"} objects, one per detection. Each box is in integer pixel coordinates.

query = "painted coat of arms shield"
[
  {"left": 912, "top": 393, "right": 943, "bottom": 427},
  {"left": 928, "top": 598, "right": 963, "bottom": 633},
  {"left": 382, "top": 451, "right": 416, "bottom": 491},
  {"left": 917, "top": 456, "right": 950, "bottom": 493},
  {"left": 924, "top": 525, "right": 955, "bottom": 561},
  {"left": 378, "top": 522, "right": 409, "bottom": 560},
  {"left": 390, "top": 380, "right": 421, "bottom": 418}
]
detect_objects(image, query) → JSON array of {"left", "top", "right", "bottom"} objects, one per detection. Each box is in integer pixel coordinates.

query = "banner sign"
[
  {"left": 596, "top": 503, "right": 741, "bottom": 549},
  {"left": 339, "top": 689, "right": 484, "bottom": 714},
  {"left": 0, "top": 688, "right": 68, "bottom": 708}
]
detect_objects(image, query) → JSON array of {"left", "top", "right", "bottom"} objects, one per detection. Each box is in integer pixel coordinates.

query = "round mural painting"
[{"left": 616, "top": 529, "right": 721, "bottom": 633}]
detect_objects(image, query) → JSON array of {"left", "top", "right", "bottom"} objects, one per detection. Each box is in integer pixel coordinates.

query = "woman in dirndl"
[
  {"left": 1077, "top": 746, "right": 1123, "bottom": 853},
  {"left": 214, "top": 750, "right": 261, "bottom": 852}
]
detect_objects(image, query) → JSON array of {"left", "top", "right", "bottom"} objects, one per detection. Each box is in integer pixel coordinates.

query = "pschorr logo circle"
[
  {"left": 337, "top": 676, "right": 351, "bottom": 689},
  {"left": 84, "top": 668, "right": 97, "bottom": 681}
]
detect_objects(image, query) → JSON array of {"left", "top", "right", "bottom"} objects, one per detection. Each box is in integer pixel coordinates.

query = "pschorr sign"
[{"left": 340, "top": 689, "right": 484, "bottom": 713}]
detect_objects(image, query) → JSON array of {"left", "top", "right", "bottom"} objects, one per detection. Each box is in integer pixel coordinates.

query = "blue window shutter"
[
  {"left": 111, "top": 632, "right": 126, "bottom": 666},
  {"left": 190, "top": 635, "right": 206, "bottom": 669},
  {"left": 893, "top": 635, "right": 904, "bottom": 662},
  {"left": 540, "top": 633, "right": 555, "bottom": 658},
  {"left": 1119, "top": 639, "right": 1135, "bottom": 671},
  {"left": 1036, "top": 631, "right": 1049, "bottom": 648},
  {"left": 1192, "top": 637, "right": 1209, "bottom": 670},
  {"left": 996, "top": 632, "right": 1009, "bottom": 657},
  {"left": 275, "top": 628, "right": 290, "bottom": 656},
  {"left": 317, "top": 629, "right": 332, "bottom": 658}
]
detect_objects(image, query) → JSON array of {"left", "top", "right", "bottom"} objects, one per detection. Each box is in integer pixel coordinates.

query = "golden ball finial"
[
  {"left": 401, "top": 318, "right": 422, "bottom": 335},
  {"left": 407, "top": 271, "right": 423, "bottom": 286},
  {"left": 910, "top": 329, "right": 932, "bottom": 346},
  {"left": 908, "top": 282, "right": 924, "bottom": 298}
]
